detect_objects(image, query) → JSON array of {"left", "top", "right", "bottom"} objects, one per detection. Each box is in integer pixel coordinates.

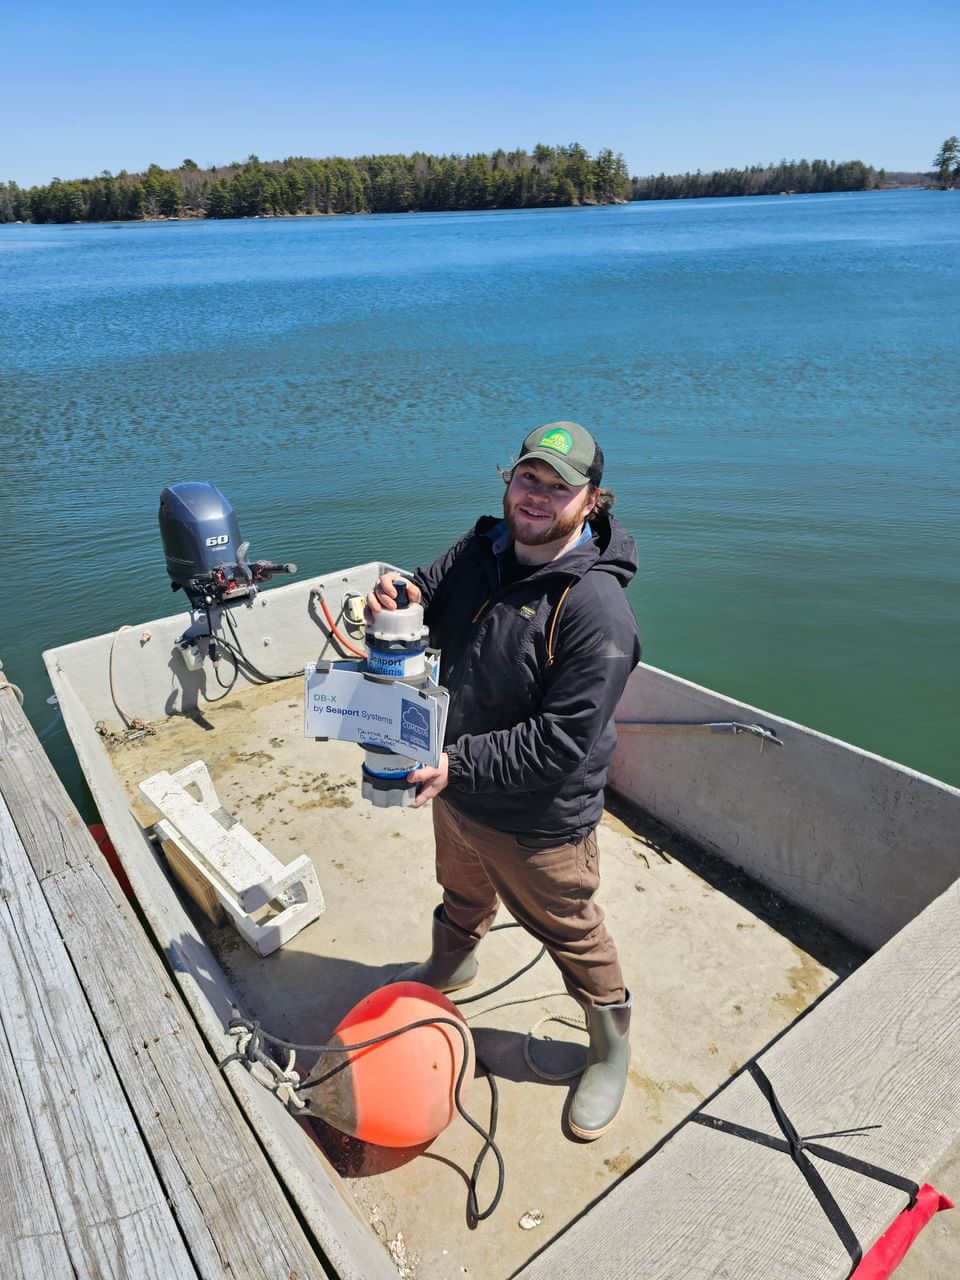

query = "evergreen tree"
[{"left": 933, "top": 137, "right": 959, "bottom": 188}]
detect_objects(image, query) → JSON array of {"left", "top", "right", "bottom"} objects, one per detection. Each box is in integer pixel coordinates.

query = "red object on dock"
[
  {"left": 88, "top": 822, "right": 135, "bottom": 902},
  {"left": 850, "top": 1183, "right": 953, "bottom": 1279}
]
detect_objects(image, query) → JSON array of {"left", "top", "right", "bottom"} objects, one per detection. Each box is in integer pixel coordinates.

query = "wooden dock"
[{"left": 0, "top": 674, "right": 333, "bottom": 1279}]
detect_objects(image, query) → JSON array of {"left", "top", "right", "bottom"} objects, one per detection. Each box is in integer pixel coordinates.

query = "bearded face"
[{"left": 503, "top": 460, "right": 596, "bottom": 548}]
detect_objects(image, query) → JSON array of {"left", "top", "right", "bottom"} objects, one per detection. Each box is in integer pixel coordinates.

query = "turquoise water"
[{"left": 1, "top": 191, "right": 958, "bottom": 807}]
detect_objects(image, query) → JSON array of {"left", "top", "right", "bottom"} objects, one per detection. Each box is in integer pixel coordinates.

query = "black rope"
[
  {"left": 220, "top": 1011, "right": 505, "bottom": 1225},
  {"left": 691, "top": 1061, "right": 919, "bottom": 1277},
  {"left": 218, "top": 920, "right": 552, "bottom": 1222},
  {"left": 453, "top": 921, "right": 546, "bottom": 1006}
]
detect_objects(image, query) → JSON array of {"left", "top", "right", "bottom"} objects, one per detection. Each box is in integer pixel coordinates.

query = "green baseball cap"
[{"left": 515, "top": 421, "right": 604, "bottom": 487}]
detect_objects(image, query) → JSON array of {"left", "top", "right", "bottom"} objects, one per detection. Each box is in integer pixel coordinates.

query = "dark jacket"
[{"left": 413, "top": 511, "right": 642, "bottom": 842}]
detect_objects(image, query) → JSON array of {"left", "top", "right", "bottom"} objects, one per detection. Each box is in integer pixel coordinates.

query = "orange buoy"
[{"left": 301, "top": 982, "right": 474, "bottom": 1147}]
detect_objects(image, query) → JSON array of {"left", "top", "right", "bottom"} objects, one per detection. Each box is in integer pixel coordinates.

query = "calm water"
[{"left": 1, "top": 191, "right": 958, "bottom": 809}]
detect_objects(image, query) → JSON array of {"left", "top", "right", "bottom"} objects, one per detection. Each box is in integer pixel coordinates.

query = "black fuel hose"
[{"left": 217, "top": 610, "right": 302, "bottom": 683}]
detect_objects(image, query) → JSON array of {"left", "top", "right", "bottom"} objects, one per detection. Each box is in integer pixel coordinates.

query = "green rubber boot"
[
  {"left": 393, "top": 905, "right": 480, "bottom": 994},
  {"left": 568, "top": 992, "right": 632, "bottom": 1140}
]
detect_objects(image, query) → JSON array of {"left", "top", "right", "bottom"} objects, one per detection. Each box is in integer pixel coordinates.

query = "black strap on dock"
[{"left": 691, "top": 1061, "right": 918, "bottom": 1277}]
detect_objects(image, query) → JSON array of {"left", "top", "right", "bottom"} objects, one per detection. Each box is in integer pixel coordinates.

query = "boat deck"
[{"left": 105, "top": 675, "right": 865, "bottom": 1279}]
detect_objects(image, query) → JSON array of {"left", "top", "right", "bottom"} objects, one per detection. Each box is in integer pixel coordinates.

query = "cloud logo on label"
[{"left": 400, "top": 699, "right": 431, "bottom": 753}]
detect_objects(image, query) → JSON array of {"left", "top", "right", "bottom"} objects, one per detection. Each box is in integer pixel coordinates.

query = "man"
[{"left": 366, "top": 421, "right": 642, "bottom": 1140}]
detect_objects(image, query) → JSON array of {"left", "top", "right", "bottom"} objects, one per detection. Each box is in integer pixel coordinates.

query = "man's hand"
[
  {"left": 365, "top": 574, "right": 422, "bottom": 620},
  {"left": 408, "top": 753, "right": 449, "bottom": 807}
]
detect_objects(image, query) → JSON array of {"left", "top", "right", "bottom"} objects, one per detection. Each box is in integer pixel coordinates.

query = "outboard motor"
[{"left": 159, "top": 482, "right": 296, "bottom": 609}]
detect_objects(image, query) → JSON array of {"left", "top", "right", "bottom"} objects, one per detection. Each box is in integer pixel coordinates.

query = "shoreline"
[{"left": 0, "top": 184, "right": 940, "bottom": 228}]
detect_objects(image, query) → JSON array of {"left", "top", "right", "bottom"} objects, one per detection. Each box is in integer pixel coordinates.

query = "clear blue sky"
[{"left": 2, "top": 0, "right": 955, "bottom": 186}]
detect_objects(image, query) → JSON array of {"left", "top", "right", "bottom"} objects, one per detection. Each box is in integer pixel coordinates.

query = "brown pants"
[{"left": 432, "top": 797, "right": 625, "bottom": 1006}]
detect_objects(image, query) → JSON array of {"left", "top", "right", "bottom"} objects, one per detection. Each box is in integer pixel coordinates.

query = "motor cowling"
[
  {"left": 159, "top": 482, "right": 296, "bottom": 609},
  {"left": 160, "top": 482, "right": 242, "bottom": 598}
]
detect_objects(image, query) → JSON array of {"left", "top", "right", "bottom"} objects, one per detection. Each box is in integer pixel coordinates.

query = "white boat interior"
[{"left": 44, "top": 564, "right": 960, "bottom": 1279}]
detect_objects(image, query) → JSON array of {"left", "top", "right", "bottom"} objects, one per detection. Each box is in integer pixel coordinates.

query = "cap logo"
[{"left": 538, "top": 428, "right": 573, "bottom": 455}]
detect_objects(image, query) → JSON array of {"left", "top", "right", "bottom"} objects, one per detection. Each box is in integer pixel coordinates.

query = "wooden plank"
[
  {"left": 160, "top": 834, "right": 227, "bottom": 924},
  {"left": 0, "top": 964, "right": 76, "bottom": 1279},
  {"left": 0, "top": 798, "right": 199, "bottom": 1279},
  {"left": 0, "top": 682, "right": 334, "bottom": 1280},
  {"left": 0, "top": 686, "right": 78, "bottom": 880}
]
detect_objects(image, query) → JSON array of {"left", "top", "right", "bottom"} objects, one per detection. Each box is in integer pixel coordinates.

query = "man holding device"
[{"left": 366, "top": 421, "right": 642, "bottom": 1139}]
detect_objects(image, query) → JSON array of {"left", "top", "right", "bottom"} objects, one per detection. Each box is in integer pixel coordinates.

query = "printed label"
[
  {"left": 366, "top": 651, "right": 409, "bottom": 678},
  {"left": 400, "top": 698, "right": 431, "bottom": 752},
  {"left": 303, "top": 663, "right": 448, "bottom": 767}
]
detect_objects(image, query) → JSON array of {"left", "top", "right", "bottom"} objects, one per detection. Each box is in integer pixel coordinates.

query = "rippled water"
[{"left": 1, "top": 191, "right": 958, "bottom": 804}]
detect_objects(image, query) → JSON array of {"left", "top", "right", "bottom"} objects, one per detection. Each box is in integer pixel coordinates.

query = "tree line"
[
  {"left": 631, "top": 158, "right": 882, "bottom": 201},
  {"left": 0, "top": 148, "right": 898, "bottom": 225},
  {"left": 0, "top": 145, "right": 631, "bottom": 223}
]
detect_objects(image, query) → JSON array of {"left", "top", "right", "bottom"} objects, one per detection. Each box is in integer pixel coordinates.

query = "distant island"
[
  {"left": 631, "top": 158, "right": 886, "bottom": 200},
  {"left": 0, "top": 145, "right": 903, "bottom": 224}
]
